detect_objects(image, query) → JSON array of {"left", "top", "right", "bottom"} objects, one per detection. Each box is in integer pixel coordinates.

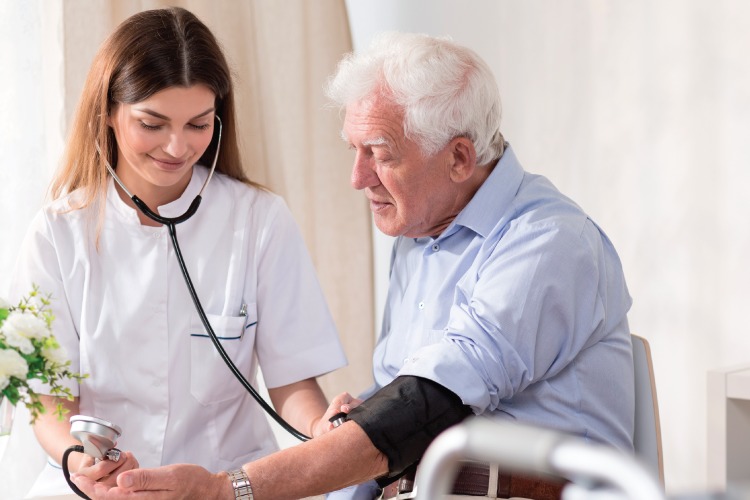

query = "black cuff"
[{"left": 346, "top": 375, "right": 471, "bottom": 481}]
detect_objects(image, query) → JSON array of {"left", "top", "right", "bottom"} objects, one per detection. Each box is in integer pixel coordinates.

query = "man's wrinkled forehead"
[{"left": 340, "top": 96, "right": 404, "bottom": 148}]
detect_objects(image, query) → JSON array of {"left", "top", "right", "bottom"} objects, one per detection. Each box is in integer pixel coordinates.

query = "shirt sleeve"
[
  {"left": 10, "top": 210, "right": 81, "bottom": 396},
  {"left": 325, "top": 481, "right": 381, "bottom": 500},
  {"left": 397, "top": 219, "right": 608, "bottom": 414},
  {"left": 253, "top": 196, "right": 347, "bottom": 388}
]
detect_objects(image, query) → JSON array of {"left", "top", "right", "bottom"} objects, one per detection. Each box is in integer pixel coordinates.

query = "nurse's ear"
[{"left": 106, "top": 103, "right": 120, "bottom": 128}]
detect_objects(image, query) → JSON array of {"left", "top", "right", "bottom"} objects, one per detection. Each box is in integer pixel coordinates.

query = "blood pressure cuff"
[{"left": 346, "top": 375, "right": 472, "bottom": 484}]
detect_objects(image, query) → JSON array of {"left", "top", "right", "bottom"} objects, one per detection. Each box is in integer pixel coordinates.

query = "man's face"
[{"left": 342, "top": 95, "right": 459, "bottom": 238}]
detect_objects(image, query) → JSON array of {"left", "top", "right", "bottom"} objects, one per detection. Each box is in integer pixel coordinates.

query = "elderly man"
[{"left": 74, "top": 32, "right": 634, "bottom": 500}]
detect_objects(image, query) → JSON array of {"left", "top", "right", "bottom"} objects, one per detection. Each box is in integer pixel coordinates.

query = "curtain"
[
  {"left": 58, "top": 0, "right": 374, "bottom": 395},
  {"left": 58, "top": 0, "right": 374, "bottom": 400}
]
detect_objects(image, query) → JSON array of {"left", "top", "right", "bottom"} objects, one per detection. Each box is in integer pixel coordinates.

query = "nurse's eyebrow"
[{"left": 135, "top": 107, "right": 215, "bottom": 121}]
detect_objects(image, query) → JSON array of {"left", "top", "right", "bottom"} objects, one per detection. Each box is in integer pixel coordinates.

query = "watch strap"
[{"left": 226, "top": 468, "right": 254, "bottom": 500}]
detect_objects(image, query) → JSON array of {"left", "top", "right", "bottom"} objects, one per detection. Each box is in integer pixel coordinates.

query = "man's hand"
[{"left": 72, "top": 464, "right": 233, "bottom": 500}]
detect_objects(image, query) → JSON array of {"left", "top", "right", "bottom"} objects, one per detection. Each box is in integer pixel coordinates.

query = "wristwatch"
[{"left": 226, "top": 468, "right": 254, "bottom": 500}]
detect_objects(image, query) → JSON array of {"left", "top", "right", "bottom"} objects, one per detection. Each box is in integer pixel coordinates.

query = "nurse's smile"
[{"left": 108, "top": 84, "right": 216, "bottom": 218}]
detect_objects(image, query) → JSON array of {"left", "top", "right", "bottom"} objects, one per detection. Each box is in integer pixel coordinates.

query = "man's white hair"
[{"left": 325, "top": 32, "right": 504, "bottom": 165}]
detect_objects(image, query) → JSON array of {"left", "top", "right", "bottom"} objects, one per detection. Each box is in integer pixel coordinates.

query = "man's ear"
[{"left": 447, "top": 137, "right": 477, "bottom": 183}]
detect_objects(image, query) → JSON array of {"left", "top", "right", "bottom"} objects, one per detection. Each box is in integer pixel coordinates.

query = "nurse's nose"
[{"left": 163, "top": 132, "right": 188, "bottom": 158}]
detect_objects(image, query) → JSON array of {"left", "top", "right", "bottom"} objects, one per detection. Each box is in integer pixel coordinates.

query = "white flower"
[
  {"left": 0, "top": 311, "right": 49, "bottom": 355},
  {"left": 0, "top": 288, "right": 84, "bottom": 423},
  {"left": 42, "top": 343, "right": 69, "bottom": 366},
  {"left": 0, "top": 347, "right": 29, "bottom": 390},
  {"left": 3, "top": 332, "right": 34, "bottom": 354},
  {"left": 1, "top": 310, "right": 49, "bottom": 340}
]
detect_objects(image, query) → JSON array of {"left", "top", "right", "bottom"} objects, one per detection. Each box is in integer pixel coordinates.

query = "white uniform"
[{"left": 12, "top": 166, "right": 347, "bottom": 496}]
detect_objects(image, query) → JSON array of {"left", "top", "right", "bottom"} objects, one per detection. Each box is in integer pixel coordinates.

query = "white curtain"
[
  {"left": 347, "top": 0, "right": 750, "bottom": 495},
  {"left": 0, "top": 1, "right": 65, "bottom": 295},
  {"left": 0, "top": 2, "right": 66, "bottom": 495}
]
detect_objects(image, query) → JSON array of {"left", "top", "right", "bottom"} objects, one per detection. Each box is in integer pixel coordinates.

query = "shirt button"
[
  {"left": 418, "top": 301, "right": 425, "bottom": 310},
  {"left": 432, "top": 243, "right": 440, "bottom": 252}
]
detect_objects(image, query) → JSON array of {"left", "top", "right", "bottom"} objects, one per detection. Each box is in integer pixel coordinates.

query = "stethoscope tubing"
[
  {"left": 166, "top": 219, "right": 310, "bottom": 441},
  {"left": 100, "top": 115, "right": 310, "bottom": 442}
]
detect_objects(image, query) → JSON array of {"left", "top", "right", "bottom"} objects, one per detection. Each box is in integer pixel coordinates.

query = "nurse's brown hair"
[{"left": 50, "top": 6, "right": 257, "bottom": 209}]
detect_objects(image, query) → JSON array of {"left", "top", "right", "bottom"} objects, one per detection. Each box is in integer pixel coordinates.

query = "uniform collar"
[{"left": 107, "top": 165, "right": 208, "bottom": 225}]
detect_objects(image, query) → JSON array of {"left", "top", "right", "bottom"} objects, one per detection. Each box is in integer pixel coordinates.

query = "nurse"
[{"left": 10, "top": 6, "right": 347, "bottom": 497}]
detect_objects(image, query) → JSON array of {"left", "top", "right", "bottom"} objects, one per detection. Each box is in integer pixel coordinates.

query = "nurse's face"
[{"left": 108, "top": 84, "right": 216, "bottom": 204}]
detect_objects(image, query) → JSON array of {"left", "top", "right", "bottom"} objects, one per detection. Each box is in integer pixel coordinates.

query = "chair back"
[{"left": 631, "top": 334, "right": 664, "bottom": 484}]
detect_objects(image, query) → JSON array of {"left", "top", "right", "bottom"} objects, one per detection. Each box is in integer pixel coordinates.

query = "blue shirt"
[
  {"left": 329, "top": 145, "right": 634, "bottom": 499},
  {"left": 373, "top": 145, "right": 634, "bottom": 450}
]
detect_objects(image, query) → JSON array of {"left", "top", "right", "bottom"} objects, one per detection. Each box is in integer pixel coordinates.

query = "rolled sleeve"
[{"left": 398, "top": 220, "right": 606, "bottom": 415}]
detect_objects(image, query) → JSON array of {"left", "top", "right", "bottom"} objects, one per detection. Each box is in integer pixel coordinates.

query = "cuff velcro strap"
[{"left": 346, "top": 375, "right": 471, "bottom": 481}]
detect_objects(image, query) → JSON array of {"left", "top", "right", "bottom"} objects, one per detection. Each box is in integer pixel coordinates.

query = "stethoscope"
[
  {"left": 98, "top": 115, "right": 311, "bottom": 443},
  {"left": 63, "top": 116, "right": 344, "bottom": 499}
]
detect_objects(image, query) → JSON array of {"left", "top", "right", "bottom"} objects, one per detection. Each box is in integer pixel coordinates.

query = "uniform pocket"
[{"left": 189, "top": 305, "right": 257, "bottom": 405}]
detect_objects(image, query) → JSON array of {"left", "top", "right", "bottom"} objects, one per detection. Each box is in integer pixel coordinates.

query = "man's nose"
[{"left": 351, "top": 154, "right": 378, "bottom": 190}]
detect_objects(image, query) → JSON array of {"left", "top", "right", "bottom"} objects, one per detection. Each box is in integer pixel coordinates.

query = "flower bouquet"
[{"left": 0, "top": 286, "right": 85, "bottom": 433}]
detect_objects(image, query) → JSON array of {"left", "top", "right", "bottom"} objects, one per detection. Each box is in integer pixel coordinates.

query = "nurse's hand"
[
  {"left": 74, "top": 451, "right": 139, "bottom": 489},
  {"left": 313, "top": 391, "right": 364, "bottom": 436},
  {"left": 72, "top": 464, "right": 232, "bottom": 499}
]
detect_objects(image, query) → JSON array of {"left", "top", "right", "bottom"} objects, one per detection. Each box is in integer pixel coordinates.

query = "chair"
[{"left": 631, "top": 334, "right": 664, "bottom": 484}]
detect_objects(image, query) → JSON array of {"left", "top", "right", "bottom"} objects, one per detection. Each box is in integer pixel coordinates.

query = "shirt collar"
[
  {"left": 159, "top": 166, "right": 207, "bottom": 218},
  {"left": 107, "top": 165, "right": 208, "bottom": 224},
  {"left": 449, "top": 144, "right": 525, "bottom": 239}
]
